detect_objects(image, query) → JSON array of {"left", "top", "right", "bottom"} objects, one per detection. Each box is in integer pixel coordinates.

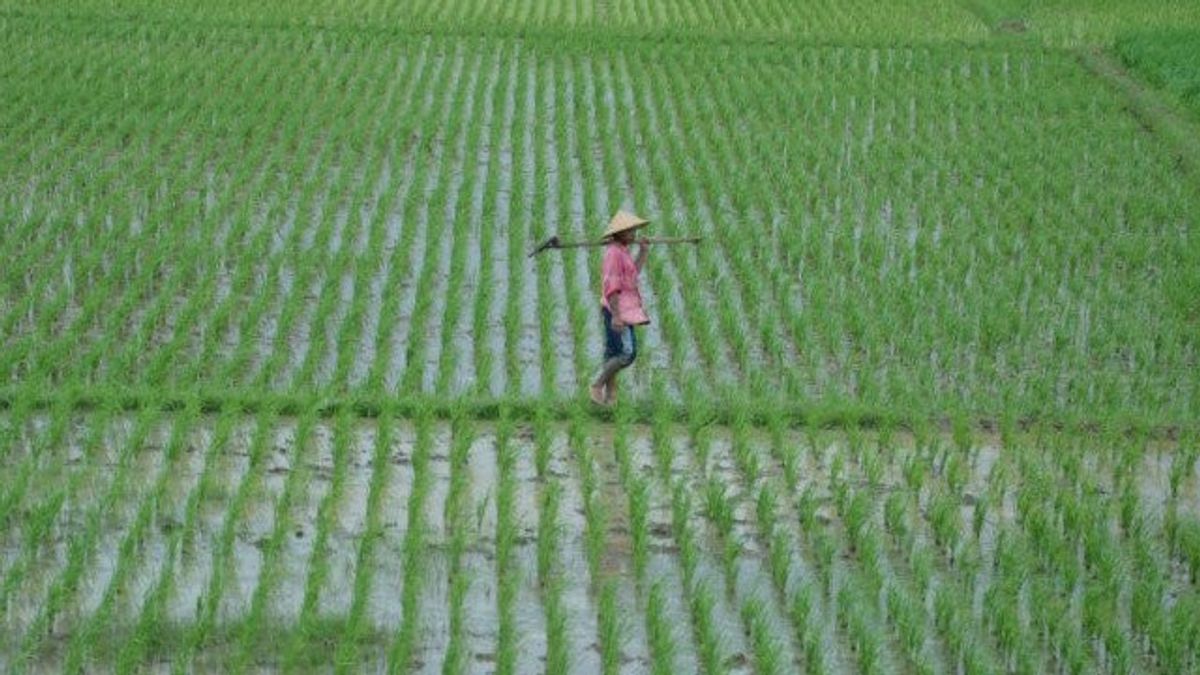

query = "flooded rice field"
[{"left": 1, "top": 409, "right": 1197, "bottom": 672}]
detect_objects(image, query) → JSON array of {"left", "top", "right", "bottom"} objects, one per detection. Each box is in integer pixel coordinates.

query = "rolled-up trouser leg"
[
  {"left": 593, "top": 312, "right": 637, "bottom": 388},
  {"left": 592, "top": 355, "right": 629, "bottom": 387}
]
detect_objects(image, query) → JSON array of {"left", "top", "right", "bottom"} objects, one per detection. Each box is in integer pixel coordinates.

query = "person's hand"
[
  {"left": 611, "top": 315, "right": 625, "bottom": 330},
  {"left": 636, "top": 237, "right": 650, "bottom": 248}
]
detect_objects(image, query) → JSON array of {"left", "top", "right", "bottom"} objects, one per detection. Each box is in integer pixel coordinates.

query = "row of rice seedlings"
[
  {"left": 360, "top": 48, "right": 439, "bottom": 395},
  {"left": 727, "top": 423, "right": 859, "bottom": 674},
  {"left": 660, "top": 55, "right": 808, "bottom": 399},
  {"left": 214, "top": 131, "right": 318, "bottom": 390},
  {"left": 386, "top": 413, "right": 434, "bottom": 671},
  {"left": 564, "top": 414, "right": 622, "bottom": 673},
  {"left": 433, "top": 46, "right": 499, "bottom": 397},
  {"left": 280, "top": 408, "right": 353, "bottom": 668},
  {"left": 1033, "top": 431, "right": 1197, "bottom": 672},
  {"left": 0, "top": 400, "right": 80, "bottom": 634},
  {"left": 100, "top": 39, "right": 289, "bottom": 389},
  {"left": 493, "top": 414, "right": 520, "bottom": 673},
  {"left": 552, "top": 59, "right": 600, "bottom": 396},
  {"left": 229, "top": 409, "right": 319, "bottom": 669},
  {"left": 1045, "top": 438, "right": 1152, "bottom": 673},
  {"left": 17, "top": 134, "right": 178, "bottom": 386},
  {"left": 937, "top": 430, "right": 1093, "bottom": 672},
  {"left": 112, "top": 124, "right": 254, "bottom": 387},
  {"left": 641, "top": 60, "right": 755, "bottom": 400},
  {"left": 0, "top": 398, "right": 70, "bottom": 559},
  {"left": 63, "top": 404, "right": 200, "bottom": 670},
  {"left": 151, "top": 81, "right": 312, "bottom": 390},
  {"left": 267, "top": 113, "right": 365, "bottom": 392},
  {"left": 532, "top": 415, "right": 570, "bottom": 672},
  {"left": 324, "top": 51, "right": 413, "bottom": 394},
  {"left": 218, "top": 79, "right": 344, "bottom": 389},
  {"left": 1009, "top": 440, "right": 1112, "bottom": 672},
  {"left": 891, "top": 430, "right": 1010, "bottom": 673},
  {"left": 180, "top": 407, "right": 278, "bottom": 667},
  {"left": 17, "top": 404, "right": 162, "bottom": 663},
  {"left": 168, "top": 408, "right": 241, "bottom": 671},
  {"left": 115, "top": 405, "right": 209, "bottom": 671},
  {"left": 176, "top": 129, "right": 300, "bottom": 389},
  {"left": 611, "top": 417, "right": 689, "bottom": 673},
  {"left": 439, "top": 414, "right": 475, "bottom": 673},
  {"left": 0, "top": 40, "right": 202, "bottom": 381},
  {"left": 531, "top": 55, "right": 561, "bottom": 399},
  {"left": 247, "top": 115, "right": 343, "bottom": 392},
  {"left": 466, "top": 42, "right": 512, "bottom": 399},
  {"left": 643, "top": 415, "right": 731, "bottom": 673},
  {"left": 321, "top": 148, "right": 390, "bottom": 392},
  {"left": 693, "top": 424, "right": 799, "bottom": 672},
  {"left": 502, "top": 46, "right": 535, "bottom": 398},
  {"left": 267, "top": 44, "right": 381, "bottom": 381},
  {"left": 755, "top": 424, "right": 844, "bottom": 674},
  {"left": 631, "top": 53, "right": 777, "bottom": 397},
  {"left": 398, "top": 45, "right": 479, "bottom": 396},
  {"left": 326, "top": 409, "right": 390, "bottom": 667},
  {"left": 268, "top": 62, "right": 386, "bottom": 394},
  {"left": 3, "top": 0, "right": 992, "bottom": 42},
  {"left": 194, "top": 44, "right": 357, "bottom": 391},
  {"left": 372, "top": 46, "right": 461, "bottom": 396}
]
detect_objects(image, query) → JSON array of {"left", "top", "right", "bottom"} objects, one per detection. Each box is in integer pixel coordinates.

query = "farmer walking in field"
[{"left": 589, "top": 210, "right": 651, "bottom": 406}]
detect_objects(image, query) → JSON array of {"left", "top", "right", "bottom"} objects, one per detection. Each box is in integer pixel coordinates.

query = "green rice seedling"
[
  {"left": 544, "top": 576, "right": 570, "bottom": 674},
  {"left": 835, "top": 582, "right": 882, "bottom": 675},
  {"left": 811, "top": 528, "right": 837, "bottom": 592},
  {"left": 928, "top": 489, "right": 961, "bottom": 562},
  {"left": 685, "top": 581, "right": 723, "bottom": 675},
  {"left": 537, "top": 478, "right": 562, "bottom": 585},
  {"left": 972, "top": 494, "right": 988, "bottom": 541},
  {"left": 494, "top": 416, "right": 518, "bottom": 675},
  {"left": 628, "top": 476, "right": 649, "bottom": 580},
  {"left": 598, "top": 580, "right": 622, "bottom": 675},
  {"left": 884, "top": 491, "right": 909, "bottom": 545},
  {"left": 1173, "top": 517, "right": 1200, "bottom": 584},
  {"left": 741, "top": 597, "right": 785, "bottom": 675},
  {"left": 646, "top": 581, "right": 677, "bottom": 675},
  {"left": 756, "top": 484, "right": 778, "bottom": 539},
  {"left": 796, "top": 485, "right": 818, "bottom": 533}
]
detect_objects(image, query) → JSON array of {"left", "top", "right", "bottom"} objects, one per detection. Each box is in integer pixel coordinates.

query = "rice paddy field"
[{"left": 2, "top": 1, "right": 1200, "bottom": 672}]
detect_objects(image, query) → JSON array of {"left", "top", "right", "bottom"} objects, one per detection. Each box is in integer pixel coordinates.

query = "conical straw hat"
[{"left": 602, "top": 210, "right": 650, "bottom": 239}]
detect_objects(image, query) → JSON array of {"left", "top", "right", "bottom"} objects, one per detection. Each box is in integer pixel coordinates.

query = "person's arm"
[{"left": 634, "top": 238, "right": 649, "bottom": 270}]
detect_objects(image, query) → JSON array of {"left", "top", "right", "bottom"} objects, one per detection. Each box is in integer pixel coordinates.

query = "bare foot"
[
  {"left": 589, "top": 384, "right": 607, "bottom": 406},
  {"left": 605, "top": 380, "right": 618, "bottom": 405}
]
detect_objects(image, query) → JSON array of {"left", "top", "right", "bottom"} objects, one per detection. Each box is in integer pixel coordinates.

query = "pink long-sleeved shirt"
[{"left": 600, "top": 242, "right": 649, "bottom": 325}]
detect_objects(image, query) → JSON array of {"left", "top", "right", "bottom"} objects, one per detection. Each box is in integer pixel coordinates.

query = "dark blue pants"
[{"left": 602, "top": 306, "right": 637, "bottom": 367}]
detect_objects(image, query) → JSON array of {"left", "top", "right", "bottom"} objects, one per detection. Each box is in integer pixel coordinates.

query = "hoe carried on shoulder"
[{"left": 528, "top": 234, "right": 702, "bottom": 258}]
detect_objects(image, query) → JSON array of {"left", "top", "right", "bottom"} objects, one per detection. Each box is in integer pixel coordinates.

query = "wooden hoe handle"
[{"left": 529, "top": 235, "right": 702, "bottom": 257}]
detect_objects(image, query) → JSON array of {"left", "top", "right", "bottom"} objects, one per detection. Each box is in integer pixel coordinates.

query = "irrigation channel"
[{"left": 1, "top": 407, "right": 1198, "bottom": 672}]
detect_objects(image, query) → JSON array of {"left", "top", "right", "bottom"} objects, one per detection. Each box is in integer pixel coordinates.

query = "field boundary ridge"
[{"left": 0, "top": 385, "right": 1188, "bottom": 442}]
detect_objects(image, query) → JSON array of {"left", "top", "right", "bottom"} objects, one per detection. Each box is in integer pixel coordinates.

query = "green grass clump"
[{"left": 1117, "top": 30, "right": 1200, "bottom": 117}]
